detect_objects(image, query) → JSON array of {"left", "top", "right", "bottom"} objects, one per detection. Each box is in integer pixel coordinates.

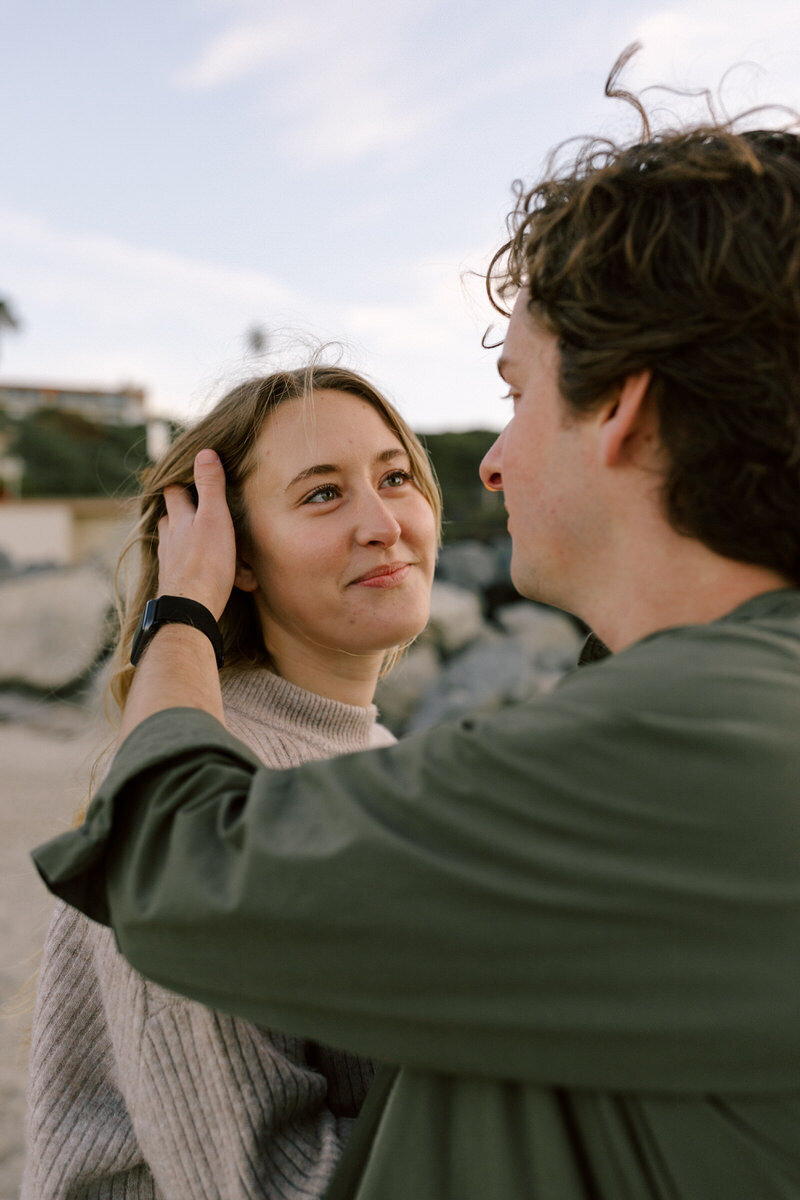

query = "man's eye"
[
  {"left": 304, "top": 485, "right": 340, "bottom": 504},
  {"left": 381, "top": 469, "right": 413, "bottom": 488}
]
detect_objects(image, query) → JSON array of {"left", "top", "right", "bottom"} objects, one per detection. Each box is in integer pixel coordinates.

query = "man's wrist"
[
  {"left": 119, "top": 620, "right": 226, "bottom": 741},
  {"left": 131, "top": 595, "right": 225, "bottom": 668},
  {"left": 141, "top": 620, "right": 219, "bottom": 658}
]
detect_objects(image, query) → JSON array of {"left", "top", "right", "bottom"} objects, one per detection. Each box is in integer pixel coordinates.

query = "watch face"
[{"left": 141, "top": 598, "right": 159, "bottom": 633}]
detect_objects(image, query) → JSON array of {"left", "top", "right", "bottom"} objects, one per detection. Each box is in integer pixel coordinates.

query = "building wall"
[
  {"left": 0, "top": 499, "right": 135, "bottom": 569},
  {"left": 0, "top": 502, "right": 73, "bottom": 566},
  {"left": 0, "top": 383, "right": 146, "bottom": 425},
  {"left": 72, "top": 507, "right": 135, "bottom": 571}
]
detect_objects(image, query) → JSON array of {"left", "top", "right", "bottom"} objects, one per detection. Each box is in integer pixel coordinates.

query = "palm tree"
[
  {"left": 245, "top": 325, "right": 269, "bottom": 357},
  {"left": 0, "top": 297, "right": 21, "bottom": 361}
]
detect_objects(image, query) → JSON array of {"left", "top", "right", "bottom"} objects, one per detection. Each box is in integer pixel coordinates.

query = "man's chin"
[
  {"left": 509, "top": 561, "right": 573, "bottom": 617},
  {"left": 509, "top": 559, "right": 543, "bottom": 604}
]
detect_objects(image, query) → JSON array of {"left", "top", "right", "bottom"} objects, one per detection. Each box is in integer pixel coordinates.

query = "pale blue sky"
[{"left": 3, "top": 0, "right": 800, "bottom": 430}]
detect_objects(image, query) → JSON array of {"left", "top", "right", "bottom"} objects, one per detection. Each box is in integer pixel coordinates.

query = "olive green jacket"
[{"left": 33, "top": 591, "right": 800, "bottom": 1199}]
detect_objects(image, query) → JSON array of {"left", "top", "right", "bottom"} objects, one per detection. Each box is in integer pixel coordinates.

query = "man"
[{"left": 33, "top": 112, "right": 800, "bottom": 1197}]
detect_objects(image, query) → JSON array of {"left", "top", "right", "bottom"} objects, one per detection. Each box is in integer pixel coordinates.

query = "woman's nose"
[
  {"left": 480, "top": 432, "right": 504, "bottom": 492},
  {"left": 354, "top": 491, "right": 402, "bottom": 546}
]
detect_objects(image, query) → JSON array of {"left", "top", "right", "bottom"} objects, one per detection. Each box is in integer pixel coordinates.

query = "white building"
[
  {"left": 0, "top": 382, "right": 146, "bottom": 425},
  {"left": 0, "top": 496, "right": 136, "bottom": 570}
]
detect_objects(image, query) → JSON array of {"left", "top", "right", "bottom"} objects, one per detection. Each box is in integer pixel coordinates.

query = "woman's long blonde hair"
[{"left": 103, "top": 364, "right": 442, "bottom": 739}]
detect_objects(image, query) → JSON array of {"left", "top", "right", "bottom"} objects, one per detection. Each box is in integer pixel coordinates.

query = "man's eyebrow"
[{"left": 286, "top": 448, "right": 406, "bottom": 491}]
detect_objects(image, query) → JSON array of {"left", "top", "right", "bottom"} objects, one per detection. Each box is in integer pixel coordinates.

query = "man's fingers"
[
  {"left": 162, "top": 483, "right": 195, "bottom": 518},
  {"left": 156, "top": 450, "right": 235, "bottom": 619},
  {"left": 161, "top": 453, "right": 224, "bottom": 521},
  {"left": 193, "top": 449, "right": 226, "bottom": 508}
]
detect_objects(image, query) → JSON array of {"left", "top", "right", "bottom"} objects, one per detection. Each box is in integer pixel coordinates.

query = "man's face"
[{"left": 479, "top": 294, "right": 599, "bottom": 611}]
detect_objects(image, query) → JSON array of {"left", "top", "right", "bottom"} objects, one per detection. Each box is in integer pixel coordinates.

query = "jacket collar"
[{"left": 578, "top": 587, "right": 800, "bottom": 668}]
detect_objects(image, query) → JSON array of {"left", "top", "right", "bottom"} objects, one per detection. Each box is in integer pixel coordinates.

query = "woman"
[{"left": 22, "top": 365, "right": 441, "bottom": 1200}]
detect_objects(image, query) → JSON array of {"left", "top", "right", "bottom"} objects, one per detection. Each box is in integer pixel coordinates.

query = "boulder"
[
  {"left": 495, "top": 602, "right": 582, "bottom": 672},
  {"left": 0, "top": 565, "right": 113, "bottom": 692},
  {"left": 422, "top": 581, "right": 485, "bottom": 657},
  {"left": 436, "top": 540, "right": 499, "bottom": 592},
  {"left": 490, "top": 536, "right": 513, "bottom": 578},
  {"left": 374, "top": 641, "right": 441, "bottom": 734},
  {"left": 408, "top": 634, "right": 541, "bottom": 732}
]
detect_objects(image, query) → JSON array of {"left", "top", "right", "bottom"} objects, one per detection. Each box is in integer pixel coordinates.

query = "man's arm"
[
  {"left": 120, "top": 624, "right": 225, "bottom": 734},
  {"left": 32, "top": 638, "right": 800, "bottom": 1094}
]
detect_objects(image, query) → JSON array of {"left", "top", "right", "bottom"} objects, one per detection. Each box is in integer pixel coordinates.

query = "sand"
[{"left": 0, "top": 701, "right": 106, "bottom": 1200}]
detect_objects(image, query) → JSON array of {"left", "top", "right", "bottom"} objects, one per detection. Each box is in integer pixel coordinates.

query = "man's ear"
[
  {"left": 233, "top": 554, "right": 259, "bottom": 593},
  {"left": 597, "top": 369, "right": 654, "bottom": 467}
]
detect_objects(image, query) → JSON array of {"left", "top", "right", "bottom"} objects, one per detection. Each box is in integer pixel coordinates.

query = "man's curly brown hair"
[{"left": 487, "top": 46, "right": 800, "bottom": 584}]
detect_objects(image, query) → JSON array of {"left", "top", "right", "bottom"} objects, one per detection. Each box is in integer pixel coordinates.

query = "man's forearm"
[
  {"left": 119, "top": 623, "right": 226, "bottom": 742},
  {"left": 115, "top": 447, "right": 235, "bottom": 744}
]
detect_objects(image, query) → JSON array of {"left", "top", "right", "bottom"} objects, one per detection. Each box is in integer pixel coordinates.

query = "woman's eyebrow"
[
  {"left": 285, "top": 449, "right": 406, "bottom": 492},
  {"left": 286, "top": 463, "right": 338, "bottom": 490}
]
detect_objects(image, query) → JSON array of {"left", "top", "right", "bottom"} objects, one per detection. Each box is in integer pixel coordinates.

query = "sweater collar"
[{"left": 219, "top": 664, "right": 380, "bottom": 745}]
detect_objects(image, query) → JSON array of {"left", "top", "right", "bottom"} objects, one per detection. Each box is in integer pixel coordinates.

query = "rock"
[
  {"left": 490, "top": 536, "right": 513, "bottom": 578},
  {"left": 495, "top": 602, "right": 582, "bottom": 672},
  {"left": 374, "top": 642, "right": 441, "bottom": 733},
  {"left": 481, "top": 536, "right": 522, "bottom": 616},
  {"left": 422, "top": 581, "right": 485, "bottom": 657},
  {"left": 408, "top": 635, "right": 541, "bottom": 732},
  {"left": 0, "top": 690, "right": 99, "bottom": 736},
  {"left": 436, "top": 540, "right": 499, "bottom": 592},
  {"left": 0, "top": 565, "right": 113, "bottom": 691}
]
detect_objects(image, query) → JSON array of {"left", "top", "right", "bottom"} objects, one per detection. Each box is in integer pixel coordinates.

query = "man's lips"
[{"left": 350, "top": 562, "right": 412, "bottom": 588}]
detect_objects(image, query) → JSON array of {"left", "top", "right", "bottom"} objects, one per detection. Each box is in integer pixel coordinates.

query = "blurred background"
[{"left": 4, "top": 0, "right": 800, "bottom": 1193}]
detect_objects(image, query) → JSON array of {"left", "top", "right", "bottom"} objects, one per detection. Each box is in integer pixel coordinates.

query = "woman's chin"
[{"left": 342, "top": 617, "right": 430, "bottom": 658}]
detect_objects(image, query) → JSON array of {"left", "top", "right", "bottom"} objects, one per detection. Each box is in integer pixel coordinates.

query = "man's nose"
[
  {"left": 479, "top": 433, "right": 504, "bottom": 492},
  {"left": 354, "top": 490, "right": 402, "bottom": 546}
]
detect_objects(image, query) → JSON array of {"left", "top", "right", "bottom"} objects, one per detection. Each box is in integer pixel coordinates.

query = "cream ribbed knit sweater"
[{"left": 22, "top": 666, "right": 395, "bottom": 1200}]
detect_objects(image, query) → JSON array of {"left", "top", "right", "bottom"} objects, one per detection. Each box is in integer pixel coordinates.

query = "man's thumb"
[{"left": 194, "top": 449, "right": 224, "bottom": 489}]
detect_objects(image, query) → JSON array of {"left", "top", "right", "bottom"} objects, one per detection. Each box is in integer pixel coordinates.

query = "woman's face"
[{"left": 235, "top": 389, "right": 437, "bottom": 671}]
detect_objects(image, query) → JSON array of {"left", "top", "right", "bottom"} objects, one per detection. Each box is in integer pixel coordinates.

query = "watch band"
[{"left": 130, "top": 595, "right": 225, "bottom": 668}]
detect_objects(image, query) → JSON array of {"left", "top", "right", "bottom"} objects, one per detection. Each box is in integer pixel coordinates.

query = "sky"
[{"left": 3, "top": 0, "right": 800, "bottom": 432}]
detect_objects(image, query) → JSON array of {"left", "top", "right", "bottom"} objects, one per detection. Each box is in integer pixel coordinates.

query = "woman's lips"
[{"left": 351, "top": 564, "right": 411, "bottom": 588}]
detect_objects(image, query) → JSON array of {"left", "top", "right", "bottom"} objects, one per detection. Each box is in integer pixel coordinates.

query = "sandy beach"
[{"left": 0, "top": 701, "right": 105, "bottom": 1200}]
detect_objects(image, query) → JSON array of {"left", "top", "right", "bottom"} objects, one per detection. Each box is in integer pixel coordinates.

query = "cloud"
[
  {"left": 174, "top": 12, "right": 307, "bottom": 90},
  {"left": 0, "top": 206, "right": 503, "bottom": 430},
  {"left": 172, "top": 0, "right": 450, "bottom": 167},
  {"left": 339, "top": 251, "right": 504, "bottom": 431},
  {"left": 0, "top": 208, "right": 292, "bottom": 309},
  {"left": 0, "top": 207, "right": 301, "bottom": 416},
  {"left": 625, "top": 1, "right": 800, "bottom": 123}
]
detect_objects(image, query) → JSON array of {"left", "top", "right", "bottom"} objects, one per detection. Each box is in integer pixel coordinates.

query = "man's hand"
[
  {"left": 118, "top": 449, "right": 232, "bottom": 740},
  {"left": 158, "top": 450, "right": 236, "bottom": 621}
]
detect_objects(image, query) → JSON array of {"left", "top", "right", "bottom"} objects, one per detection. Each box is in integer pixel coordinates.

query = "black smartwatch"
[{"left": 130, "top": 596, "right": 225, "bottom": 668}]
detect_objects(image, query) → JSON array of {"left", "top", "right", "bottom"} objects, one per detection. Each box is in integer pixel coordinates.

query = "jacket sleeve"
[{"left": 31, "top": 637, "right": 800, "bottom": 1092}]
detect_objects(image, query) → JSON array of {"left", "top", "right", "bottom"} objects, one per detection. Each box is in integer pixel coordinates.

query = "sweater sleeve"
[
  {"left": 21, "top": 902, "right": 149, "bottom": 1200},
  {"left": 31, "top": 625, "right": 800, "bottom": 1092},
  {"left": 129, "top": 993, "right": 351, "bottom": 1199},
  {"left": 24, "top": 902, "right": 363, "bottom": 1200}
]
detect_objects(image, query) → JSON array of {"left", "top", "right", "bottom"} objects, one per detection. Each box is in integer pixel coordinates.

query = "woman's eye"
[
  {"left": 303, "top": 485, "right": 340, "bottom": 504},
  {"left": 381, "top": 469, "right": 413, "bottom": 488}
]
